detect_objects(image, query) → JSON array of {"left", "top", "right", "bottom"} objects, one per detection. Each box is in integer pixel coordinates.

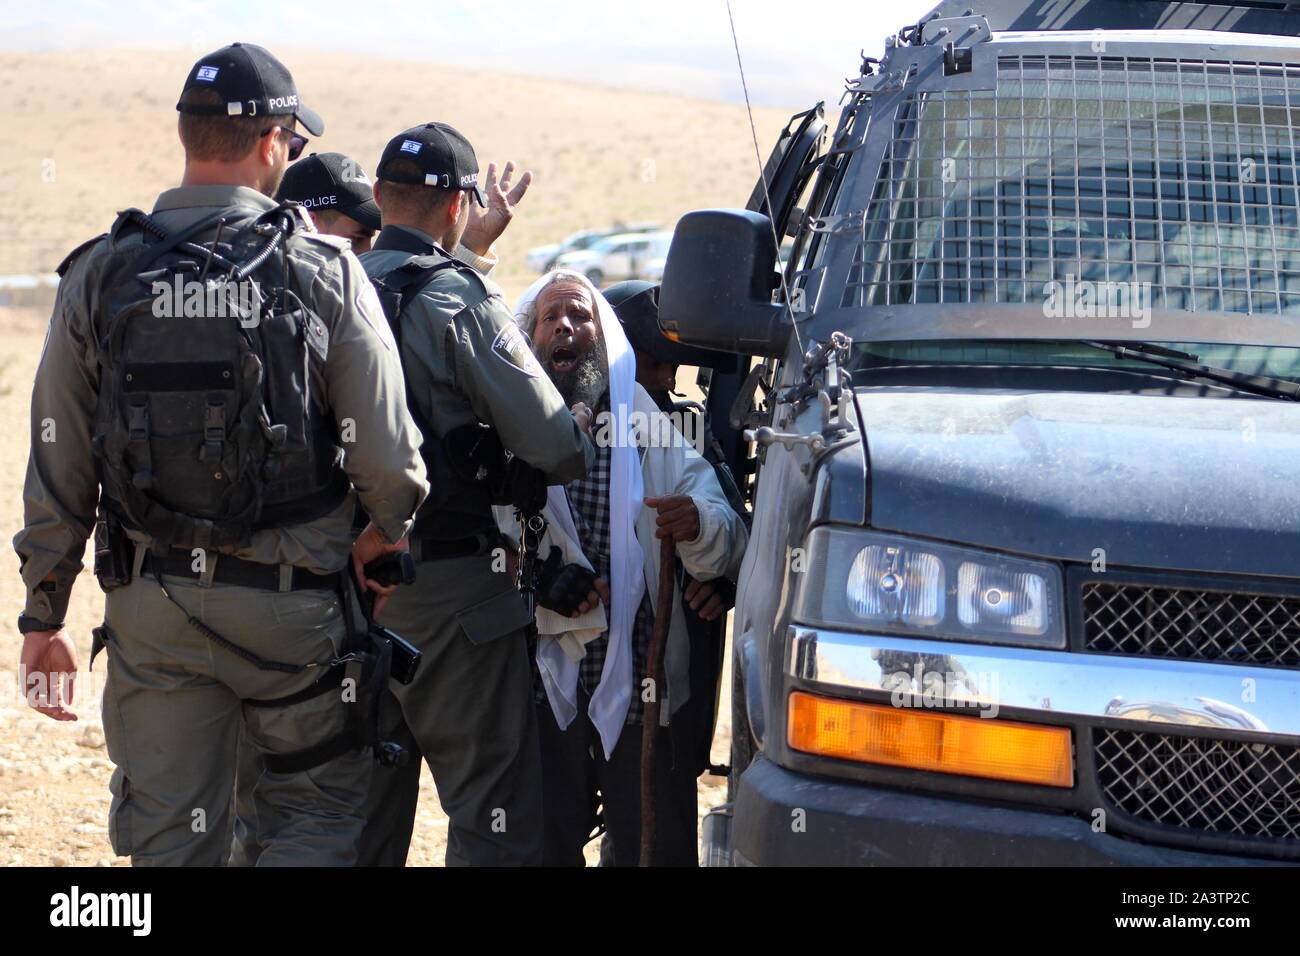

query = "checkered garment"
[{"left": 534, "top": 393, "right": 655, "bottom": 725}]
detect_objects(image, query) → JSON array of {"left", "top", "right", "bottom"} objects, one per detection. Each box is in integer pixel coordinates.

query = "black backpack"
[{"left": 89, "top": 203, "right": 349, "bottom": 551}]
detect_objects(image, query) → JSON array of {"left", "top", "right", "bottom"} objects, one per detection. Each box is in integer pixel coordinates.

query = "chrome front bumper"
[{"left": 788, "top": 627, "right": 1300, "bottom": 739}]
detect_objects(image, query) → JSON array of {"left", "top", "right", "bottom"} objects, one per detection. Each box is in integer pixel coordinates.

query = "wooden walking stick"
[{"left": 639, "top": 533, "right": 677, "bottom": 866}]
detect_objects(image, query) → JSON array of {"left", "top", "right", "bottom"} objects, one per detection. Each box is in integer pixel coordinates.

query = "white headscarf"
[{"left": 515, "top": 271, "right": 646, "bottom": 758}]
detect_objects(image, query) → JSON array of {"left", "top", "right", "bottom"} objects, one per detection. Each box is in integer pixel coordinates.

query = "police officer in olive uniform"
[
  {"left": 357, "top": 123, "right": 595, "bottom": 866},
  {"left": 14, "top": 44, "right": 429, "bottom": 867},
  {"left": 276, "top": 151, "right": 384, "bottom": 253}
]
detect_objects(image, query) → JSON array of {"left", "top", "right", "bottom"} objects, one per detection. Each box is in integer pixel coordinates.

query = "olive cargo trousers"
[
  {"left": 101, "top": 570, "right": 371, "bottom": 866},
  {"left": 354, "top": 551, "right": 545, "bottom": 866}
]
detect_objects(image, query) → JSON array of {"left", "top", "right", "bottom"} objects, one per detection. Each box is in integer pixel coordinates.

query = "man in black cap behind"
[
  {"left": 604, "top": 280, "right": 748, "bottom": 526},
  {"left": 15, "top": 43, "right": 429, "bottom": 865},
  {"left": 356, "top": 123, "right": 595, "bottom": 866},
  {"left": 276, "top": 152, "right": 383, "bottom": 253},
  {"left": 603, "top": 281, "right": 750, "bottom": 822}
]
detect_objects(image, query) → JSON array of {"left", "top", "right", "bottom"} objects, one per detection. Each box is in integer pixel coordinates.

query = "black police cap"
[
  {"left": 375, "top": 123, "right": 487, "bottom": 207},
  {"left": 277, "top": 152, "right": 381, "bottom": 232},
  {"left": 604, "top": 280, "right": 739, "bottom": 372},
  {"left": 176, "top": 42, "right": 324, "bottom": 137}
]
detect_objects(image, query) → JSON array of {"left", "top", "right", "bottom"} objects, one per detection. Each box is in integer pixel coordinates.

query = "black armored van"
[{"left": 663, "top": 0, "right": 1300, "bottom": 864}]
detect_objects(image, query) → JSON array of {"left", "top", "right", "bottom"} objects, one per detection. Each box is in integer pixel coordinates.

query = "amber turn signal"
[{"left": 788, "top": 691, "right": 1074, "bottom": 788}]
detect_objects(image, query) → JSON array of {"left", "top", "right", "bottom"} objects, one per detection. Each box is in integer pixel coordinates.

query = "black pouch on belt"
[
  {"left": 248, "top": 569, "right": 416, "bottom": 772},
  {"left": 348, "top": 629, "right": 396, "bottom": 762},
  {"left": 92, "top": 510, "right": 132, "bottom": 592}
]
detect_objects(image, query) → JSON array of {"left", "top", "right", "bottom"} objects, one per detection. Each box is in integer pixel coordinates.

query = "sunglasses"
[{"left": 262, "top": 125, "right": 308, "bottom": 162}]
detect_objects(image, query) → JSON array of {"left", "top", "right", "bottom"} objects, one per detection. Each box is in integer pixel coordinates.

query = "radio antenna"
[
  {"left": 198, "top": 218, "right": 226, "bottom": 285},
  {"left": 725, "top": 0, "right": 806, "bottom": 360}
]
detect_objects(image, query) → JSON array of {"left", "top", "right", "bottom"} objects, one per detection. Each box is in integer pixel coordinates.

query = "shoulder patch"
[
  {"left": 56, "top": 233, "right": 107, "bottom": 277},
  {"left": 491, "top": 323, "right": 542, "bottom": 379}
]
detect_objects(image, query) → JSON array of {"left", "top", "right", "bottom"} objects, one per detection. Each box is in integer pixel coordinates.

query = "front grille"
[
  {"left": 1082, "top": 580, "right": 1300, "bottom": 668},
  {"left": 1095, "top": 729, "right": 1300, "bottom": 842}
]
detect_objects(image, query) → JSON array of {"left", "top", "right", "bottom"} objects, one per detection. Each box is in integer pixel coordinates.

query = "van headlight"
[{"left": 794, "top": 527, "right": 1065, "bottom": 649}]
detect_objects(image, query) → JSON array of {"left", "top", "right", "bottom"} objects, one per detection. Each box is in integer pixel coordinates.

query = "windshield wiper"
[{"left": 1075, "top": 340, "right": 1300, "bottom": 401}]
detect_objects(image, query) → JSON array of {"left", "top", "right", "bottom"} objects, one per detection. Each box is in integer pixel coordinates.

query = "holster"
[
  {"left": 442, "top": 422, "right": 547, "bottom": 511},
  {"left": 248, "top": 631, "right": 395, "bottom": 775},
  {"left": 444, "top": 422, "right": 507, "bottom": 486},
  {"left": 494, "top": 457, "right": 548, "bottom": 512},
  {"left": 246, "top": 573, "right": 415, "bottom": 773},
  {"left": 93, "top": 511, "right": 133, "bottom": 593}
]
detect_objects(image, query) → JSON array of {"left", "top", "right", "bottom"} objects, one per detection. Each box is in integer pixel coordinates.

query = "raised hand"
[{"left": 462, "top": 160, "right": 534, "bottom": 256}]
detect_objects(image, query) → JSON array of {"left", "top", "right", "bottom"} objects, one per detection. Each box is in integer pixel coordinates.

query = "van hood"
[{"left": 853, "top": 389, "right": 1300, "bottom": 579}]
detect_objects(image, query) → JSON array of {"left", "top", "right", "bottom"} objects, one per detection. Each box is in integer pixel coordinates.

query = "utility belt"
[
  {"left": 91, "top": 510, "right": 418, "bottom": 773},
  {"left": 139, "top": 550, "right": 341, "bottom": 592},
  {"left": 95, "top": 511, "right": 341, "bottom": 594}
]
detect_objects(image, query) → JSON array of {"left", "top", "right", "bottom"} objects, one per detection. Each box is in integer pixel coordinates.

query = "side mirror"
[{"left": 659, "top": 209, "right": 790, "bottom": 359}]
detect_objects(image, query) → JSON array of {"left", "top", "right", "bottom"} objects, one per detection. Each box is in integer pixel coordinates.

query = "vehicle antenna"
[{"left": 726, "top": 0, "right": 806, "bottom": 361}]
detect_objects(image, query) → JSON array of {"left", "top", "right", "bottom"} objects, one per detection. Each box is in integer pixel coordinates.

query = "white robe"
[{"left": 497, "top": 380, "right": 748, "bottom": 757}]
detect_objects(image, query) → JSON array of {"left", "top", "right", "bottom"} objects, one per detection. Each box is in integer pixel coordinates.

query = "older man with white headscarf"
[{"left": 504, "top": 269, "right": 747, "bottom": 866}]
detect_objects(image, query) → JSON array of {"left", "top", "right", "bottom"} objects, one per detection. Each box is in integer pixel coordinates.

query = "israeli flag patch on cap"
[
  {"left": 196, "top": 65, "right": 219, "bottom": 82},
  {"left": 400, "top": 140, "right": 422, "bottom": 154}
]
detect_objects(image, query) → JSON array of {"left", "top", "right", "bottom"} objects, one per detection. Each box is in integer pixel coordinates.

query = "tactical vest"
[
  {"left": 87, "top": 204, "right": 349, "bottom": 552},
  {"left": 368, "top": 240, "right": 506, "bottom": 537}
]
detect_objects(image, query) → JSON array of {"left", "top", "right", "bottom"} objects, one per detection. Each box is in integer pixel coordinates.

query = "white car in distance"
[
  {"left": 526, "top": 223, "right": 661, "bottom": 274},
  {"left": 556, "top": 231, "right": 673, "bottom": 287}
]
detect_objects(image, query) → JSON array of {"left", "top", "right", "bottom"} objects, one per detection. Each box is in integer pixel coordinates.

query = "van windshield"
[{"left": 847, "top": 54, "right": 1300, "bottom": 329}]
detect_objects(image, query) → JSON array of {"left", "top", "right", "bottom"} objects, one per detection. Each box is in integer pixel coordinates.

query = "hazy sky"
[{"left": 2, "top": 0, "right": 939, "bottom": 106}]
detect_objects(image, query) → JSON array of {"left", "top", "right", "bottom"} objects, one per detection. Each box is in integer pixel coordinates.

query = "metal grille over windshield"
[{"left": 849, "top": 55, "right": 1300, "bottom": 313}]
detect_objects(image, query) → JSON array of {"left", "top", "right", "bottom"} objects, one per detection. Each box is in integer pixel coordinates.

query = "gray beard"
[{"left": 544, "top": 337, "right": 609, "bottom": 409}]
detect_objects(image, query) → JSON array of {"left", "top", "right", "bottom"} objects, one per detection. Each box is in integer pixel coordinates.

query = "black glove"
[{"left": 536, "top": 545, "right": 599, "bottom": 617}]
